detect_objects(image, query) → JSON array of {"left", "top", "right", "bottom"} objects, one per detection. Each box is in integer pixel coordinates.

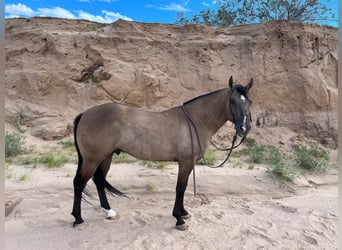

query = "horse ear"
[
  {"left": 246, "top": 78, "right": 253, "bottom": 91},
  {"left": 229, "top": 76, "right": 234, "bottom": 88}
]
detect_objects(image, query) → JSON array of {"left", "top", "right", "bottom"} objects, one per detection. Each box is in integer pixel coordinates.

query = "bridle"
[
  {"left": 208, "top": 86, "right": 251, "bottom": 168},
  {"left": 181, "top": 87, "right": 252, "bottom": 195}
]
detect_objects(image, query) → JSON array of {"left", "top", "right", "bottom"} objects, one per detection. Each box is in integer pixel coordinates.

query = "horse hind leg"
[
  {"left": 71, "top": 159, "right": 98, "bottom": 227},
  {"left": 92, "top": 153, "right": 119, "bottom": 220}
]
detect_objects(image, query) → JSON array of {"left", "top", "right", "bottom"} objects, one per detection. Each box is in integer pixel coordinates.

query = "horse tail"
[
  {"left": 94, "top": 167, "right": 128, "bottom": 198},
  {"left": 74, "top": 113, "right": 83, "bottom": 174}
]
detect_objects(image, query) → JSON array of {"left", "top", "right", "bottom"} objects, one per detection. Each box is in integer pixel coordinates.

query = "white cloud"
[
  {"left": 159, "top": 3, "right": 190, "bottom": 12},
  {"left": 147, "top": 2, "right": 191, "bottom": 12},
  {"left": 5, "top": 3, "right": 35, "bottom": 17},
  {"left": 202, "top": 1, "right": 210, "bottom": 7},
  {"left": 98, "top": 0, "right": 119, "bottom": 2},
  {"left": 76, "top": 10, "right": 132, "bottom": 23},
  {"left": 78, "top": 0, "right": 119, "bottom": 2},
  {"left": 38, "top": 7, "right": 77, "bottom": 19},
  {"left": 5, "top": 3, "right": 132, "bottom": 23},
  {"left": 102, "top": 10, "right": 132, "bottom": 21}
]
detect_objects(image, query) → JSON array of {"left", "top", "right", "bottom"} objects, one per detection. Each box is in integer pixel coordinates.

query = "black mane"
[
  {"left": 183, "top": 88, "right": 227, "bottom": 105},
  {"left": 232, "top": 84, "right": 249, "bottom": 98}
]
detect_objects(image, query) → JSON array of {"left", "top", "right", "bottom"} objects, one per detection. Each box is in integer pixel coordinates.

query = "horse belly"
[{"left": 118, "top": 126, "right": 179, "bottom": 161}]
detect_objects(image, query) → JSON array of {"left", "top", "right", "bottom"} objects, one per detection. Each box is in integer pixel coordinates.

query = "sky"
[{"left": 4, "top": 0, "right": 338, "bottom": 27}]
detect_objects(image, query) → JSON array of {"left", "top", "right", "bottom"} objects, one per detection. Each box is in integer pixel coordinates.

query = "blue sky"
[{"left": 5, "top": 0, "right": 338, "bottom": 27}]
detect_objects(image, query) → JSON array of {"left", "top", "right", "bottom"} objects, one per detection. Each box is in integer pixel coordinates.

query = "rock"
[{"left": 30, "top": 117, "right": 73, "bottom": 140}]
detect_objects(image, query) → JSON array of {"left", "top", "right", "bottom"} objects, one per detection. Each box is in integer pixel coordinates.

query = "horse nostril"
[{"left": 240, "top": 125, "right": 246, "bottom": 132}]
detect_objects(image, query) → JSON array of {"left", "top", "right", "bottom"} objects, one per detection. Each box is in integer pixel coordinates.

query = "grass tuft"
[
  {"left": 294, "top": 142, "right": 330, "bottom": 173},
  {"left": 197, "top": 147, "right": 217, "bottom": 166},
  {"left": 5, "top": 131, "right": 25, "bottom": 158},
  {"left": 112, "top": 153, "right": 137, "bottom": 164},
  {"left": 39, "top": 151, "right": 69, "bottom": 168},
  {"left": 141, "top": 160, "right": 168, "bottom": 169}
]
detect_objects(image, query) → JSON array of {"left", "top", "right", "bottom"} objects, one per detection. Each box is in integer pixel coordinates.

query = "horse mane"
[
  {"left": 182, "top": 88, "right": 227, "bottom": 105},
  {"left": 232, "top": 84, "right": 249, "bottom": 98}
]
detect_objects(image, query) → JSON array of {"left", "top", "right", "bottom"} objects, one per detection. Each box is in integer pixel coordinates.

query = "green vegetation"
[
  {"left": 247, "top": 144, "right": 266, "bottom": 164},
  {"left": 176, "top": 0, "right": 336, "bottom": 27},
  {"left": 248, "top": 164, "right": 254, "bottom": 170},
  {"left": 266, "top": 147, "right": 297, "bottom": 182},
  {"left": 146, "top": 182, "right": 156, "bottom": 191},
  {"left": 17, "top": 170, "right": 30, "bottom": 182},
  {"left": 294, "top": 142, "right": 330, "bottom": 173},
  {"left": 197, "top": 147, "right": 217, "bottom": 166},
  {"left": 141, "top": 160, "right": 168, "bottom": 169},
  {"left": 240, "top": 138, "right": 331, "bottom": 182},
  {"left": 5, "top": 132, "right": 25, "bottom": 158},
  {"left": 58, "top": 139, "right": 74, "bottom": 149},
  {"left": 112, "top": 153, "right": 137, "bottom": 164},
  {"left": 5, "top": 128, "right": 331, "bottom": 184},
  {"left": 38, "top": 150, "right": 69, "bottom": 168}
]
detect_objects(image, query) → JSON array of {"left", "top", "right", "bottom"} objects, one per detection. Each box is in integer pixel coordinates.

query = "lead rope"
[
  {"left": 181, "top": 105, "right": 204, "bottom": 197},
  {"left": 181, "top": 98, "right": 248, "bottom": 194},
  {"left": 209, "top": 132, "right": 246, "bottom": 168}
]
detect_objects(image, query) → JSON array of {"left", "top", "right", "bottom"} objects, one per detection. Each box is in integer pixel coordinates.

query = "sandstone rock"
[{"left": 30, "top": 117, "right": 73, "bottom": 140}]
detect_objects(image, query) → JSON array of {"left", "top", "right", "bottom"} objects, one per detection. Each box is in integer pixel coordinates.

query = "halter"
[
  {"left": 181, "top": 87, "right": 251, "bottom": 195},
  {"left": 208, "top": 86, "right": 249, "bottom": 168}
]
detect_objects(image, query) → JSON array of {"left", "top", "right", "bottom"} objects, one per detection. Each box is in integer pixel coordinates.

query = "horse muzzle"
[{"left": 236, "top": 123, "right": 251, "bottom": 137}]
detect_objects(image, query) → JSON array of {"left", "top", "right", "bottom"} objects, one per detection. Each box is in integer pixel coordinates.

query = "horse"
[{"left": 71, "top": 76, "right": 253, "bottom": 230}]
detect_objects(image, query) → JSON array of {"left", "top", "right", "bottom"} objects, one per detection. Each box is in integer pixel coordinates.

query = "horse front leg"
[{"left": 172, "top": 160, "right": 193, "bottom": 231}]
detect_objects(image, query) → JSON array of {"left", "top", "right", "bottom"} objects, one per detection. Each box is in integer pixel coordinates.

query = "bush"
[
  {"left": 5, "top": 132, "right": 25, "bottom": 158},
  {"left": 197, "top": 148, "right": 217, "bottom": 166},
  {"left": 247, "top": 145, "right": 266, "bottom": 163},
  {"left": 141, "top": 160, "right": 168, "bottom": 169},
  {"left": 58, "top": 139, "right": 74, "bottom": 149},
  {"left": 112, "top": 153, "right": 136, "bottom": 164},
  {"left": 267, "top": 147, "right": 296, "bottom": 182},
  {"left": 294, "top": 143, "right": 330, "bottom": 172},
  {"left": 39, "top": 151, "right": 68, "bottom": 168},
  {"left": 244, "top": 139, "right": 266, "bottom": 164}
]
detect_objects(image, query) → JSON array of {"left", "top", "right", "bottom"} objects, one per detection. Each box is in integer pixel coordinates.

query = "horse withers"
[{"left": 71, "top": 76, "right": 253, "bottom": 230}]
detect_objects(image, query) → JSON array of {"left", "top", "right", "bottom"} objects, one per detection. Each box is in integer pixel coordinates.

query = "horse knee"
[{"left": 73, "top": 174, "right": 86, "bottom": 192}]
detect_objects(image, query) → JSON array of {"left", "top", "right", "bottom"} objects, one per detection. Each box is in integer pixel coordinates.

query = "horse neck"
[{"left": 184, "top": 88, "right": 232, "bottom": 136}]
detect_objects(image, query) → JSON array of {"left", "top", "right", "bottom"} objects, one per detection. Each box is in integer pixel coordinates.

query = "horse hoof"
[
  {"left": 73, "top": 220, "right": 84, "bottom": 227},
  {"left": 181, "top": 214, "right": 191, "bottom": 220},
  {"left": 105, "top": 209, "right": 120, "bottom": 220},
  {"left": 175, "top": 224, "right": 188, "bottom": 231}
]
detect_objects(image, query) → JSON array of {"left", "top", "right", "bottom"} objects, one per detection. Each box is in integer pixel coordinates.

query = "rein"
[
  {"left": 181, "top": 87, "right": 251, "bottom": 196},
  {"left": 208, "top": 133, "right": 245, "bottom": 168},
  {"left": 181, "top": 105, "right": 202, "bottom": 197}
]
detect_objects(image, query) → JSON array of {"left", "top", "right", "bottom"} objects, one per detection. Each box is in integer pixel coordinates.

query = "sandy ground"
[{"left": 5, "top": 159, "right": 337, "bottom": 250}]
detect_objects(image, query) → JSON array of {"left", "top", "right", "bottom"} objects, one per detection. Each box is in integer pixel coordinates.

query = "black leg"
[
  {"left": 172, "top": 160, "right": 193, "bottom": 230},
  {"left": 71, "top": 160, "right": 97, "bottom": 226},
  {"left": 93, "top": 154, "right": 113, "bottom": 210},
  {"left": 71, "top": 173, "right": 85, "bottom": 226}
]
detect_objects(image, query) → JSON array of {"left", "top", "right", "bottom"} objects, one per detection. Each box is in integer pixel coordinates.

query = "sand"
[{"left": 5, "top": 160, "right": 337, "bottom": 249}]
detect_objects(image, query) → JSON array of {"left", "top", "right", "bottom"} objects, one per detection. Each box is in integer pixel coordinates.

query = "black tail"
[
  {"left": 104, "top": 178, "right": 127, "bottom": 198},
  {"left": 74, "top": 113, "right": 83, "bottom": 174},
  {"left": 93, "top": 167, "right": 127, "bottom": 198}
]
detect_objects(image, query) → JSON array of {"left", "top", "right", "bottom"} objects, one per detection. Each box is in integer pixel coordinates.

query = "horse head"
[{"left": 228, "top": 76, "right": 253, "bottom": 137}]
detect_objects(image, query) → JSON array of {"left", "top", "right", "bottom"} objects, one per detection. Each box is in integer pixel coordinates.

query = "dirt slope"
[{"left": 5, "top": 18, "right": 338, "bottom": 147}]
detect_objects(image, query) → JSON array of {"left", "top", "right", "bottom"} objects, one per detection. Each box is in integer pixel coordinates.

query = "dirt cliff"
[{"left": 5, "top": 18, "right": 338, "bottom": 147}]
